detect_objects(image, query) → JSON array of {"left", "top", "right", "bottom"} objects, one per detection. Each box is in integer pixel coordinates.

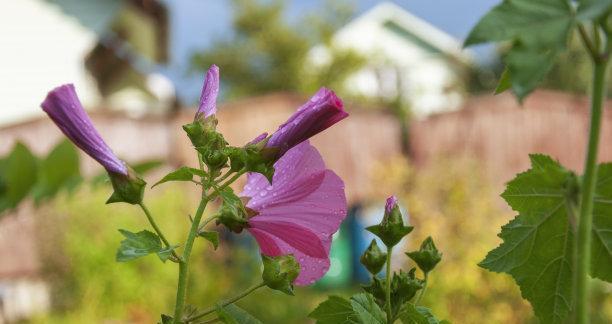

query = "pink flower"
[{"left": 241, "top": 141, "right": 347, "bottom": 285}]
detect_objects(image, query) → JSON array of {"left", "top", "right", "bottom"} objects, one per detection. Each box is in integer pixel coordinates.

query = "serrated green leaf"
[
  {"left": 465, "top": 0, "right": 574, "bottom": 48},
  {"left": 591, "top": 163, "right": 612, "bottom": 282},
  {"left": 309, "top": 295, "right": 358, "bottom": 324},
  {"left": 198, "top": 230, "right": 219, "bottom": 250},
  {"left": 31, "top": 140, "right": 81, "bottom": 203},
  {"left": 480, "top": 154, "right": 576, "bottom": 323},
  {"left": 216, "top": 304, "right": 262, "bottom": 324},
  {"left": 116, "top": 229, "right": 163, "bottom": 262},
  {"left": 0, "top": 142, "right": 38, "bottom": 214},
  {"left": 152, "top": 167, "right": 206, "bottom": 188},
  {"left": 349, "top": 293, "right": 386, "bottom": 323},
  {"left": 505, "top": 46, "right": 556, "bottom": 102},
  {"left": 399, "top": 304, "right": 447, "bottom": 324}
]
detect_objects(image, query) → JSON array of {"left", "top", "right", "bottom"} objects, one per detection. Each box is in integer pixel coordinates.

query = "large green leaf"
[
  {"left": 465, "top": 0, "right": 576, "bottom": 101},
  {"left": 216, "top": 304, "right": 262, "bottom": 324},
  {"left": 349, "top": 293, "right": 385, "bottom": 324},
  {"left": 32, "top": 140, "right": 81, "bottom": 203},
  {"left": 480, "top": 154, "right": 576, "bottom": 323},
  {"left": 591, "top": 163, "right": 612, "bottom": 282},
  {"left": 0, "top": 142, "right": 38, "bottom": 214},
  {"left": 309, "top": 295, "right": 358, "bottom": 324},
  {"left": 465, "top": 0, "right": 574, "bottom": 48},
  {"left": 399, "top": 304, "right": 448, "bottom": 324},
  {"left": 577, "top": 0, "right": 612, "bottom": 20}
]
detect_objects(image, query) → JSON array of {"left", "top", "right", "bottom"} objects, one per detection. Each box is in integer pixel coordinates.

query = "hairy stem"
[
  {"left": 138, "top": 202, "right": 180, "bottom": 261},
  {"left": 173, "top": 197, "right": 209, "bottom": 323},
  {"left": 575, "top": 58, "right": 608, "bottom": 324},
  {"left": 385, "top": 247, "right": 393, "bottom": 323},
  {"left": 187, "top": 282, "right": 266, "bottom": 322}
]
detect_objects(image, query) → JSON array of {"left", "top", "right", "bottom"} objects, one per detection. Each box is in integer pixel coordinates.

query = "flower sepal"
[
  {"left": 261, "top": 254, "right": 300, "bottom": 295},
  {"left": 106, "top": 167, "right": 146, "bottom": 205},
  {"left": 215, "top": 188, "right": 249, "bottom": 233},
  {"left": 183, "top": 120, "right": 228, "bottom": 172},
  {"left": 405, "top": 237, "right": 442, "bottom": 274},
  {"left": 360, "top": 239, "right": 387, "bottom": 275}
]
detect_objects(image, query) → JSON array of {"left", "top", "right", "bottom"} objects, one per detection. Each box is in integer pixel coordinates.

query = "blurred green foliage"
[{"left": 190, "top": 0, "right": 365, "bottom": 99}]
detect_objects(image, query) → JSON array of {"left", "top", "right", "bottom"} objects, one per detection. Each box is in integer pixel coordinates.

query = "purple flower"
[
  {"left": 267, "top": 88, "right": 347, "bottom": 157},
  {"left": 41, "top": 84, "right": 127, "bottom": 175},
  {"left": 195, "top": 64, "right": 220, "bottom": 120},
  {"left": 241, "top": 141, "right": 347, "bottom": 285},
  {"left": 385, "top": 195, "right": 398, "bottom": 214}
]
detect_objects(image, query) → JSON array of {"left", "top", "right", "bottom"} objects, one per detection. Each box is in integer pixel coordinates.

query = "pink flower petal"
[{"left": 249, "top": 220, "right": 326, "bottom": 258}]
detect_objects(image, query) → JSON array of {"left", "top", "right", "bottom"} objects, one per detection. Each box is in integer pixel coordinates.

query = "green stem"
[
  {"left": 186, "top": 282, "right": 266, "bottom": 322},
  {"left": 173, "top": 197, "right": 209, "bottom": 323},
  {"left": 138, "top": 202, "right": 180, "bottom": 261},
  {"left": 575, "top": 59, "right": 608, "bottom": 324},
  {"left": 415, "top": 272, "right": 428, "bottom": 305},
  {"left": 385, "top": 247, "right": 393, "bottom": 323}
]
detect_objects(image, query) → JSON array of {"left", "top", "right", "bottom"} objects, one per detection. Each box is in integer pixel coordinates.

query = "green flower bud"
[
  {"left": 216, "top": 201, "right": 248, "bottom": 233},
  {"left": 406, "top": 236, "right": 442, "bottom": 273},
  {"left": 227, "top": 147, "right": 248, "bottom": 172},
  {"left": 360, "top": 239, "right": 387, "bottom": 275},
  {"left": 361, "top": 276, "right": 386, "bottom": 308},
  {"left": 392, "top": 268, "right": 424, "bottom": 303},
  {"left": 261, "top": 254, "right": 300, "bottom": 295},
  {"left": 366, "top": 196, "right": 413, "bottom": 248},
  {"left": 106, "top": 167, "right": 146, "bottom": 205}
]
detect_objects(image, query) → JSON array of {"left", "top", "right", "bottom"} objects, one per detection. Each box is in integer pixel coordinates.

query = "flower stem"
[
  {"left": 575, "top": 57, "right": 609, "bottom": 324},
  {"left": 173, "top": 196, "right": 209, "bottom": 323},
  {"left": 138, "top": 202, "right": 180, "bottom": 261},
  {"left": 385, "top": 246, "right": 393, "bottom": 323},
  {"left": 415, "top": 272, "right": 428, "bottom": 305},
  {"left": 186, "top": 282, "right": 266, "bottom": 322}
]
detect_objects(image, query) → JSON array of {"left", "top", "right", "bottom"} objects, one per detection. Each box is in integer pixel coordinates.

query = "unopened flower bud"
[
  {"left": 360, "top": 239, "right": 387, "bottom": 275},
  {"left": 406, "top": 236, "right": 442, "bottom": 274},
  {"left": 366, "top": 195, "right": 413, "bottom": 248},
  {"left": 392, "top": 268, "right": 424, "bottom": 302},
  {"left": 261, "top": 254, "right": 300, "bottom": 295}
]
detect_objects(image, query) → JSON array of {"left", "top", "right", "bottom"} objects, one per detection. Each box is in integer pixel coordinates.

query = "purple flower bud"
[
  {"left": 195, "top": 64, "right": 220, "bottom": 120},
  {"left": 385, "top": 195, "right": 398, "bottom": 214},
  {"left": 41, "top": 84, "right": 127, "bottom": 175},
  {"left": 267, "top": 88, "right": 347, "bottom": 158}
]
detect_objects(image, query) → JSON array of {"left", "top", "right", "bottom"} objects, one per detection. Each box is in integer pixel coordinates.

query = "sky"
[{"left": 161, "top": 0, "right": 500, "bottom": 103}]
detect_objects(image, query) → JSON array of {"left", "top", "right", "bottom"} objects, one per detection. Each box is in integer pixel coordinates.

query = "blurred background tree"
[{"left": 190, "top": 0, "right": 365, "bottom": 98}]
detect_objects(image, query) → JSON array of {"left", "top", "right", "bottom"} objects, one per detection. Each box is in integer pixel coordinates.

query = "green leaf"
[
  {"left": 152, "top": 167, "right": 206, "bottom": 188},
  {"left": 349, "top": 293, "right": 385, "bottom": 324},
  {"left": 116, "top": 229, "right": 163, "bottom": 262},
  {"left": 504, "top": 46, "right": 556, "bottom": 102},
  {"left": 591, "top": 163, "right": 612, "bottom": 282},
  {"left": 309, "top": 295, "right": 358, "bottom": 324},
  {"left": 216, "top": 304, "right": 262, "bottom": 324},
  {"left": 0, "top": 142, "right": 38, "bottom": 213},
  {"left": 399, "top": 304, "right": 447, "bottom": 324},
  {"left": 577, "top": 0, "right": 612, "bottom": 20},
  {"left": 494, "top": 67, "right": 512, "bottom": 94},
  {"left": 198, "top": 230, "right": 220, "bottom": 250},
  {"left": 157, "top": 245, "right": 179, "bottom": 263},
  {"left": 480, "top": 154, "right": 577, "bottom": 323},
  {"left": 31, "top": 140, "right": 81, "bottom": 203},
  {"left": 464, "top": 0, "right": 574, "bottom": 48}
]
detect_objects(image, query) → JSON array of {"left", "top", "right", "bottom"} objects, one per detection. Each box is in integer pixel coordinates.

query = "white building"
[
  {"left": 0, "top": 0, "right": 174, "bottom": 127},
  {"left": 311, "top": 2, "right": 473, "bottom": 117}
]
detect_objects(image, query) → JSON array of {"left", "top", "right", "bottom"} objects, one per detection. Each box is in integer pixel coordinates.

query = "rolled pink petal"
[
  {"left": 242, "top": 141, "right": 347, "bottom": 285},
  {"left": 385, "top": 195, "right": 398, "bottom": 214},
  {"left": 41, "top": 84, "right": 127, "bottom": 175},
  {"left": 267, "top": 88, "right": 347, "bottom": 158},
  {"left": 196, "top": 64, "right": 220, "bottom": 119}
]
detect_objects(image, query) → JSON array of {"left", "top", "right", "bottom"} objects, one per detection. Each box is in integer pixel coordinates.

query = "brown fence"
[{"left": 409, "top": 90, "right": 612, "bottom": 183}]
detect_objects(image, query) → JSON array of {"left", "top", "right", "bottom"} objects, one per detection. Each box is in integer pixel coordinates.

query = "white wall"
[{"left": 0, "top": 0, "right": 100, "bottom": 126}]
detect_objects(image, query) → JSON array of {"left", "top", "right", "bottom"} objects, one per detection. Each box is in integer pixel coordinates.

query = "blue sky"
[{"left": 161, "top": 0, "right": 499, "bottom": 103}]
